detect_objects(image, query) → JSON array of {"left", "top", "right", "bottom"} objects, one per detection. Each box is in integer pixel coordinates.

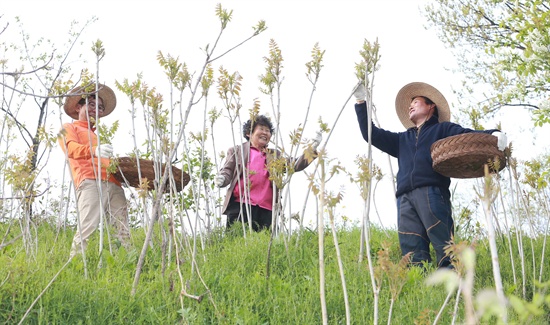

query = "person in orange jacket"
[{"left": 59, "top": 83, "right": 130, "bottom": 258}]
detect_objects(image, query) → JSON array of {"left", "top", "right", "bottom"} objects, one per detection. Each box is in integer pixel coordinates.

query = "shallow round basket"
[
  {"left": 113, "top": 157, "right": 190, "bottom": 192},
  {"left": 431, "top": 133, "right": 506, "bottom": 179}
]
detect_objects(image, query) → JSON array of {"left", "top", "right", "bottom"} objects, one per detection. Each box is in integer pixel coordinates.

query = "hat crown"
[{"left": 395, "top": 82, "right": 450, "bottom": 129}]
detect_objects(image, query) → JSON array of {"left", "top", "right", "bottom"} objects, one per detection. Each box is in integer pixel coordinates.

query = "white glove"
[
  {"left": 493, "top": 132, "right": 507, "bottom": 151},
  {"left": 353, "top": 83, "right": 367, "bottom": 102},
  {"left": 214, "top": 175, "right": 225, "bottom": 187},
  {"left": 312, "top": 131, "right": 322, "bottom": 150},
  {"left": 94, "top": 144, "right": 113, "bottom": 158}
]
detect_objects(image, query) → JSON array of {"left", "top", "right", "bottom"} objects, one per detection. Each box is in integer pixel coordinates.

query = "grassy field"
[{"left": 0, "top": 223, "right": 549, "bottom": 324}]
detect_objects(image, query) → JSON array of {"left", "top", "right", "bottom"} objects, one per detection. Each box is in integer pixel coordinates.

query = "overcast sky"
[{"left": 3, "top": 0, "right": 548, "bottom": 228}]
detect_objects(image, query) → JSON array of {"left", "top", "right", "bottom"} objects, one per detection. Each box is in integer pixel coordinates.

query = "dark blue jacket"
[{"left": 355, "top": 102, "right": 498, "bottom": 198}]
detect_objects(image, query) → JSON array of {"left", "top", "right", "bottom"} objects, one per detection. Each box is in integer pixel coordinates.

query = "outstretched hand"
[
  {"left": 493, "top": 132, "right": 508, "bottom": 151},
  {"left": 312, "top": 131, "right": 322, "bottom": 150},
  {"left": 214, "top": 175, "right": 225, "bottom": 188},
  {"left": 353, "top": 83, "right": 367, "bottom": 102}
]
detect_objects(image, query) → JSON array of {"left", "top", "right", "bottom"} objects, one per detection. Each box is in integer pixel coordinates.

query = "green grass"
[{"left": 0, "top": 223, "right": 549, "bottom": 324}]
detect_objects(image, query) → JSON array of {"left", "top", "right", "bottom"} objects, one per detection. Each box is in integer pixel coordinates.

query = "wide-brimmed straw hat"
[
  {"left": 395, "top": 82, "right": 450, "bottom": 129},
  {"left": 63, "top": 83, "right": 117, "bottom": 120}
]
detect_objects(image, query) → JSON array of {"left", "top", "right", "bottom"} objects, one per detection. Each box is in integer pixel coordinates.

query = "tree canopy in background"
[{"left": 424, "top": 0, "right": 550, "bottom": 127}]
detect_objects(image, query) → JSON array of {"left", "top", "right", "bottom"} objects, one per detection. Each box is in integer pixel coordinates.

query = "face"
[
  {"left": 248, "top": 124, "right": 272, "bottom": 149},
  {"left": 408, "top": 96, "right": 435, "bottom": 126},
  {"left": 76, "top": 96, "right": 105, "bottom": 123}
]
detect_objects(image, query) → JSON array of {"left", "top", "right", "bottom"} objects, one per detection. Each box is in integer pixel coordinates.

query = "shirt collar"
[{"left": 74, "top": 120, "right": 96, "bottom": 131}]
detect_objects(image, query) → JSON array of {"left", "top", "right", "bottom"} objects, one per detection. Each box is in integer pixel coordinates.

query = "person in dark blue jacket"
[{"left": 353, "top": 82, "right": 506, "bottom": 269}]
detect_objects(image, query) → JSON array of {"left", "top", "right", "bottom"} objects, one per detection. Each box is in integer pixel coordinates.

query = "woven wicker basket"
[
  {"left": 113, "top": 157, "right": 190, "bottom": 192},
  {"left": 431, "top": 133, "right": 506, "bottom": 179}
]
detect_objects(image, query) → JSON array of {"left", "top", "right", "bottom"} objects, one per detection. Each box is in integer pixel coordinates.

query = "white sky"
[{"left": 3, "top": 0, "right": 548, "bottom": 229}]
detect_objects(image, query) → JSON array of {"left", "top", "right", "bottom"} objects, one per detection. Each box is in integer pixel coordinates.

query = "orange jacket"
[{"left": 59, "top": 120, "right": 120, "bottom": 188}]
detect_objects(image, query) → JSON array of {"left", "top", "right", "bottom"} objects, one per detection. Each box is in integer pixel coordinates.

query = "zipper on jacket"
[{"left": 410, "top": 127, "right": 421, "bottom": 189}]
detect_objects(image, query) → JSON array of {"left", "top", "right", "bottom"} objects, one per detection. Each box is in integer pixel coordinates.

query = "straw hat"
[
  {"left": 63, "top": 83, "right": 117, "bottom": 119},
  {"left": 395, "top": 82, "right": 450, "bottom": 129}
]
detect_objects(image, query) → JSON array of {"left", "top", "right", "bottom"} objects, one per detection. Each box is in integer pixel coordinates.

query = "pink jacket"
[{"left": 217, "top": 141, "right": 316, "bottom": 214}]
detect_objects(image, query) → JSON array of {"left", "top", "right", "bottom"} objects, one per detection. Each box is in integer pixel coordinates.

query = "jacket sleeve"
[
  {"left": 59, "top": 124, "right": 95, "bottom": 160},
  {"left": 266, "top": 148, "right": 315, "bottom": 173},
  {"left": 293, "top": 151, "right": 315, "bottom": 172},
  {"left": 218, "top": 146, "right": 237, "bottom": 187},
  {"left": 282, "top": 148, "right": 316, "bottom": 172},
  {"left": 355, "top": 102, "right": 400, "bottom": 157},
  {"left": 443, "top": 122, "right": 500, "bottom": 136}
]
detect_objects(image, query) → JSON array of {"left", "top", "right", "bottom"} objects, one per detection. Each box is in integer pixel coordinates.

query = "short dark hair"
[
  {"left": 417, "top": 96, "right": 439, "bottom": 117},
  {"left": 243, "top": 115, "right": 274, "bottom": 141}
]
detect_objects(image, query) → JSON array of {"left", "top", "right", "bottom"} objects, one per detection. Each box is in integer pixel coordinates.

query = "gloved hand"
[
  {"left": 353, "top": 83, "right": 367, "bottom": 102},
  {"left": 493, "top": 131, "right": 507, "bottom": 151},
  {"left": 94, "top": 144, "right": 113, "bottom": 158},
  {"left": 214, "top": 174, "right": 225, "bottom": 188},
  {"left": 312, "top": 131, "right": 322, "bottom": 150}
]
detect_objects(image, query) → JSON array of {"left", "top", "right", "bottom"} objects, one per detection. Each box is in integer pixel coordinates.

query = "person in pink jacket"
[
  {"left": 59, "top": 83, "right": 130, "bottom": 258},
  {"left": 215, "top": 114, "right": 321, "bottom": 231}
]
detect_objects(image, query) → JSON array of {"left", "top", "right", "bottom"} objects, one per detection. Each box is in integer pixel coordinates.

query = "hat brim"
[
  {"left": 63, "top": 83, "right": 117, "bottom": 120},
  {"left": 395, "top": 82, "right": 450, "bottom": 129}
]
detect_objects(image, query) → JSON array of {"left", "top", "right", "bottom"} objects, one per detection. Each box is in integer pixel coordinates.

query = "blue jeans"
[{"left": 396, "top": 186, "right": 453, "bottom": 268}]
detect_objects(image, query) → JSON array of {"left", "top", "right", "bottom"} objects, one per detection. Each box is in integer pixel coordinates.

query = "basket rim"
[
  {"left": 430, "top": 133, "right": 506, "bottom": 178},
  {"left": 113, "top": 156, "right": 190, "bottom": 192}
]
